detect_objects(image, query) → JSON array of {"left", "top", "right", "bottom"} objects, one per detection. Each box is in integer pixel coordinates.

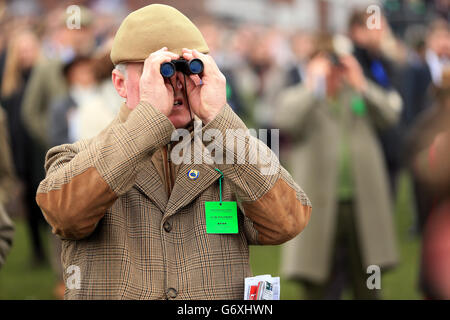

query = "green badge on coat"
[
  {"left": 205, "top": 201, "right": 238, "bottom": 234},
  {"left": 351, "top": 96, "right": 367, "bottom": 116}
]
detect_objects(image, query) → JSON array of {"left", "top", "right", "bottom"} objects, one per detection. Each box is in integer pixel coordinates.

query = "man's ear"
[{"left": 112, "top": 69, "right": 127, "bottom": 99}]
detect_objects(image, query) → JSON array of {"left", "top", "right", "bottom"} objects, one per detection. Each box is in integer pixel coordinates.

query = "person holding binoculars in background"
[
  {"left": 35, "top": 4, "right": 312, "bottom": 299},
  {"left": 276, "top": 32, "right": 401, "bottom": 300}
]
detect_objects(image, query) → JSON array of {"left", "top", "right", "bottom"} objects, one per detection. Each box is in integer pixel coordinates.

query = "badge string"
[
  {"left": 214, "top": 168, "right": 224, "bottom": 205},
  {"left": 183, "top": 73, "right": 194, "bottom": 124}
]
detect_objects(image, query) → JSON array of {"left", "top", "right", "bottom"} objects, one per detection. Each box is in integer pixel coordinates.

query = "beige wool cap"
[{"left": 110, "top": 4, "right": 209, "bottom": 65}]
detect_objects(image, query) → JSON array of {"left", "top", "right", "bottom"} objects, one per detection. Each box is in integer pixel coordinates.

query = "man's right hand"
[
  {"left": 305, "top": 54, "right": 331, "bottom": 92},
  {"left": 139, "top": 47, "right": 179, "bottom": 116}
]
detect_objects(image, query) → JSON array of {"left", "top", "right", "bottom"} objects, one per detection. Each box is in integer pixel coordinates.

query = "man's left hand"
[
  {"left": 340, "top": 55, "right": 367, "bottom": 93},
  {"left": 181, "top": 48, "right": 227, "bottom": 124}
]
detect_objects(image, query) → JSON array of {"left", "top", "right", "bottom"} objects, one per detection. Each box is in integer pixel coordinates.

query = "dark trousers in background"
[
  {"left": 24, "top": 180, "right": 47, "bottom": 264},
  {"left": 302, "top": 201, "right": 380, "bottom": 300}
]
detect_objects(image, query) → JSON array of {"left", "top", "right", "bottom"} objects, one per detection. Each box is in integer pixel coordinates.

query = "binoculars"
[{"left": 160, "top": 58, "right": 204, "bottom": 78}]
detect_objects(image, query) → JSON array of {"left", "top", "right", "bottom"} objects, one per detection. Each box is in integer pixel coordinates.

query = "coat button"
[
  {"left": 163, "top": 221, "right": 172, "bottom": 233},
  {"left": 167, "top": 288, "right": 178, "bottom": 299}
]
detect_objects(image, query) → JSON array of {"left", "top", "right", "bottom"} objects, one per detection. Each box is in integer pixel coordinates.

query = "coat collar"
[
  {"left": 118, "top": 102, "right": 132, "bottom": 122},
  {"left": 134, "top": 155, "right": 168, "bottom": 213},
  {"left": 119, "top": 103, "right": 221, "bottom": 216},
  {"left": 164, "top": 119, "right": 222, "bottom": 217},
  {"left": 133, "top": 142, "right": 221, "bottom": 217},
  {"left": 117, "top": 103, "right": 168, "bottom": 212},
  {"left": 165, "top": 162, "right": 221, "bottom": 218}
]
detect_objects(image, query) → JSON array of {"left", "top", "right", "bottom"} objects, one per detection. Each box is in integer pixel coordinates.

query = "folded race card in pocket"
[{"left": 244, "top": 275, "right": 280, "bottom": 300}]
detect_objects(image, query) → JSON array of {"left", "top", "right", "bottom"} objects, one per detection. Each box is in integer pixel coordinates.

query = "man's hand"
[
  {"left": 305, "top": 54, "right": 331, "bottom": 93},
  {"left": 340, "top": 55, "right": 367, "bottom": 93},
  {"left": 181, "top": 48, "right": 226, "bottom": 124},
  {"left": 140, "top": 47, "right": 180, "bottom": 116}
]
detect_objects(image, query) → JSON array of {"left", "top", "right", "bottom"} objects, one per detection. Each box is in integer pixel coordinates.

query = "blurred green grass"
[
  {"left": 0, "top": 222, "right": 57, "bottom": 299},
  {"left": 0, "top": 172, "right": 421, "bottom": 299}
]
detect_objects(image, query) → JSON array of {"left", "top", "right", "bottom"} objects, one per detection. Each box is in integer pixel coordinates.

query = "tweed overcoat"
[{"left": 36, "top": 102, "right": 311, "bottom": 299}]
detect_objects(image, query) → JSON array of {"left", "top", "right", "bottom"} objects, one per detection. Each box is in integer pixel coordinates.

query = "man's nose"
[{"left": 170, "top": 72, "right": 185, "bottom": 90}]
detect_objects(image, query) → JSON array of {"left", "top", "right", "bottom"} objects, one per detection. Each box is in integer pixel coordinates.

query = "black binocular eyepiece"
[{"left": 160, "top": 58, "right": 204, "bottom": 78}]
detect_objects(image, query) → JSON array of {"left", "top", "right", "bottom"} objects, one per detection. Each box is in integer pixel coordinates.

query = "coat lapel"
[
  {"left": 134, "top": 154, "right": 168, "bottom": 213},
  {"left": 164, "top": 163, "right": 221, "bottom": 217},
  {"left": 132, "top": 114, "right": 222, "bottom": 217},
  {"left": 117, "top": 103, "right": 168, "bottom": 213},
  {"left": 164, "top": 134, "right": 221, "bottom": 217}
]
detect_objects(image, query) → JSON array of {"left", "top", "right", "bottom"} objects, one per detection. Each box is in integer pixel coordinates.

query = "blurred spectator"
[
  {"left": 226, "top": 23, "right": 261, "bottom": 124},
  {"left": 400, "top": 19, "right": 449, "bottom": 235},
  {"left": 233, "top": 26, "right": 289, "bottom": 131},
  {"left": 22, "top": 6, "right": 94, "bottom": 149},
  {"left": 17, "top": 9, "right": 95, "bottom": 275},
  {"left": 280, "top": 29, "right": 317, "bottom": 160},
  {"left": 0, "top": 202, "right": 14, "bottom": 269},
  {"left": 407, "top": 71, "right": 450, "bottom": 299},
  {"left": 77, "top": 40, "right": 122, "bottom": 140},
  {"left": 50, "top": 41, "right": 122, "bottom": 147},
  {"left": 424, "top": 19, "right": 450, "bottom": 87},
  {"left": 0, "top": 107, "right": 15, "bottom": 210},
  {"left": 17, "top": 6, "right": 95, "bottom": 300},
  {"left": 0, "top": 106, "right": 15, "bottom": 269},
  {"left": 383, "top": 0, "right": 442, "bottom": 38},
  {"left": 410, "top": 84, "right": 450, "bottom": 195},
  {"left": 228, "top": 23, "right": 257, "bottom": 67},
  {"left": 196, "top": 19, "right": 246, "bottom": 120},
  {"left": 409, "top": 73, "right": 450, "bottom": 197},
  {"left": 348, "top": 9, "right": 405, "bottom": 195},
  {"left": 285, "top": 30, "right": 316, "bottom": 88},
  {"left": 49, "top": 55, "right": 96, "bottom": 146},
  {"left": 276, "top": 34, "right": 400, "bottom": 299},
  {"left": 0, "top": 28, "right": 44, "bottom": 264},
  {"left": 40, "top": 5, "right": 95, "bottom": 63},
  {"left": 401, "top": 23, "right": 432, "bottom": 131},
  {"left": 401, "top": 19, "right": 449, "bottom": 132}
]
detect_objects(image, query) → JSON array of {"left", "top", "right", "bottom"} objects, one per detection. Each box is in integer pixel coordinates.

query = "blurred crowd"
[{"left": 0, "top": 0, "right": 449, "bottom": 300}]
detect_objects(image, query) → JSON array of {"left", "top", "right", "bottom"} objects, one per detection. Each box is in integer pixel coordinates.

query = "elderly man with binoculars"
[{"left": 36, "top": 4, "right": 311, "bottom": 299}]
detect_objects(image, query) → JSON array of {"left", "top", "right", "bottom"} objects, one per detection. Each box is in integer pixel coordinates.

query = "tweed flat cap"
[{"left": 110, "top": 4, "right": 209, "bottom": 65}]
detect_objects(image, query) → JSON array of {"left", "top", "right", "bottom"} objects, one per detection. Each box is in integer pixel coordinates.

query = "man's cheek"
[
  {"left": 126, "top": 82, "right": 140, "bottom": 109},
  {"left": 135, "top": 85, "right": 140, "bottom": 102}
]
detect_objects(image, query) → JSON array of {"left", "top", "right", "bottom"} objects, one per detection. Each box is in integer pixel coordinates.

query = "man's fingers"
[
  {"left": 192, "top": 49, "right": 207, "bottom": 59},
  {"left": 142, "top": 49, "right": 179, "bottom": 80},
  {"left": 195, "top": 49, "right": 222, "bottom": 75},
  {"left": 142, "top": 56, "right": 170, "bottom": 81},
  {"left": 189, "top": 74, "right": 202, "bottom": 86},
  {"left": 188, "top": 49, "right": 208, "bottom": 66},
  {"left": 150, "top": 55, "right": 175, "bottom": 78},
  {"left": 183, "top": 48, "right": 208, "bottom": 62},
  {"left": 149, "top": 51, "right": 180, "bottom": 65},
  {"left": 183, "top": 48, "right": 223, "bottom": 81},
  {"left": 182, "top": 52, "right": 194, "bottom": 61},
  {"left": 182, "top": 48, "right": 193, "bottom": 55},
  {"left": 143, "top": 47, "right": 170, "bottom": 68},
  {"left": 165, "top": 82, "right": 175, "bottom": 95}
]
